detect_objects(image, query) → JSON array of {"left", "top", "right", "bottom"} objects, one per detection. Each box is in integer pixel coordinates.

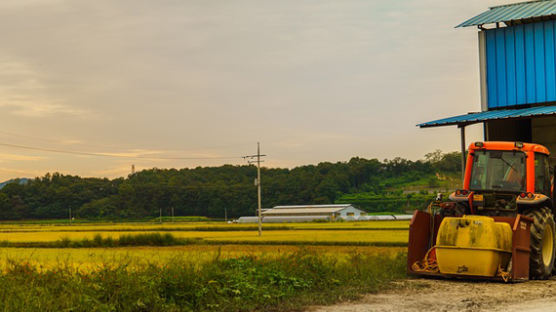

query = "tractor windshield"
[{"left": 469, "top": 150, "right": 526, "bottom": 192}]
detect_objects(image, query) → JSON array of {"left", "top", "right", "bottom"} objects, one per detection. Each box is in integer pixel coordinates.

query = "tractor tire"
[{"left": 523, "top": 207, "right": 556, "bottom": 280}]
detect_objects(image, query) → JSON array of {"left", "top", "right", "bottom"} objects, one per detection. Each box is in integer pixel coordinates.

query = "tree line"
[{"left": 0, "top": 151, "right": 460, "bottom": 220}]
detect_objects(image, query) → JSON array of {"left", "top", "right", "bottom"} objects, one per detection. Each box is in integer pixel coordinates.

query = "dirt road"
[{"left": 310, "top": 278, "right": 556, "bottom": 312}]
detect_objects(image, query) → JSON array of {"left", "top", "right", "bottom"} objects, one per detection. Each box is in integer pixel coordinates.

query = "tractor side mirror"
[{"left": 436, "top": 193, "right": 443, "bottom": 202}]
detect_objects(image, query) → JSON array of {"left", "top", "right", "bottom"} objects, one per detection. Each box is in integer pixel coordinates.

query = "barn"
[
  {"left": 236, "top": 204, "right": 367, "bottom": 223},
  {"left": 262, "top": 204, "right": 365, "bottom": 220},
  {"left": 419, "top": 1, "right": 556, "bottom": 170}
]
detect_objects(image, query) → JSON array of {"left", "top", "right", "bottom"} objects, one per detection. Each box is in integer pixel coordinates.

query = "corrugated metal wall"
[{"left": 485, "top": 20, "right": 556, "bottom": 108}]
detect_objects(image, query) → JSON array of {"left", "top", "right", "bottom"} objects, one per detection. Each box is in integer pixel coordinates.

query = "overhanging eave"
[{"left": 417, "top": 106, "right": 556, "bottom": 129}]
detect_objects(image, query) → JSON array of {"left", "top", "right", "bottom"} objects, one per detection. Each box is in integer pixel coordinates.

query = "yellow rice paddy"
[
  {"left": 0, "top": 221, "right": 408, "bottom": 271},
  {"left": 0, "top": 229, "right": 407, "bottom": 244},
  {"left": 0, "top": 220, "right": 409, "bottom": 232},
  {"left": 0, "top": 245, "right": 405, "bottom": 272}
]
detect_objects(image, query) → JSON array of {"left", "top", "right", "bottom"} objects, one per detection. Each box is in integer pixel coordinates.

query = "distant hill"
[
  {"left": 0, "top": 151, "right": 461, "bottom": 220},
  {"left": 0, "top": 178, "right": 30, "bottom": 189}
]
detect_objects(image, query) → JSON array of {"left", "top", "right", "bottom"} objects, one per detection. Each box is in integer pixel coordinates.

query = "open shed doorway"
[{"left": 485, "top": 117, "right": 556, "bottom": 166}]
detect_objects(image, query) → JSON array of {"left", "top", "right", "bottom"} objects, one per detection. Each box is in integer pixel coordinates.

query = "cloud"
[
  {"left": 272, "top": 132, "right": 356, "bottom": 149},
  {"left": 0, "top": 0, "right": 511, "bottom": 181},
  {"left": 0, "top": 153, "right": 44, "bottom": 161},
  {"left": 97, "top": 148, "right": 238, "bottom": 160},
  {"left": 57, "top": 139, "right": 83, "bottom": 146},
  {"left": 5, "top": 102, "right": 88, "bottom": 118},
  {"left": 0, "top": 60, "right": 91, "bottom": 118},
  {"left": 0, "top": 0, "right": 63, "bottom": 10},
  {"left": 0, "top": 167, "right": 44, "bottom": 177},
  {"left": 99, "top": 149, "right": 170, "bottom": 158}
]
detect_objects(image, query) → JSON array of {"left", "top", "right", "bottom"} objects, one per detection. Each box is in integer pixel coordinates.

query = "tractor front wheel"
[{"left": 524, "top": 207, "right": 556, "bottom": 280}]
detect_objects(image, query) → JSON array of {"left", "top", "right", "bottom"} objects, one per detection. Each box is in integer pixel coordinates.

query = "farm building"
[
  {"left": 236, "top": 204, "right": 367, "bottom": 223},
  {"left": 237, "top": 215, "right": 331, "bottom": 223},
  {"left": 236, "top": 204, "right": 413, "bottom": 223},
  {"left": 262, "top": 204, "right": 365, "bottom": 220},
  {"left": 419, "top": 0, "right": 556, "bottom": 169}
]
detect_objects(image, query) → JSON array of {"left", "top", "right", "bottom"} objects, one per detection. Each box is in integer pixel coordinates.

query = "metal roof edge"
[
  {"left": 417, "top": 106, "right": 556, "bottom": 128},
  {"left": 489, "top": 0, "right": 546, "bottom": 10},
  {"left": 456, "top": 0, "right": 556, "bottom": 28}
]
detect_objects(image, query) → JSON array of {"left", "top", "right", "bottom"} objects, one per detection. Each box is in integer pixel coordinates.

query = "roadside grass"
[{"left": 0, "top": 249, "right": 407, "bottom": 311}]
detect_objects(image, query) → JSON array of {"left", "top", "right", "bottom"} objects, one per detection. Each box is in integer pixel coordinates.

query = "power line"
[{"left": 0, "top": 142, "right": 243, "bottom": 160}]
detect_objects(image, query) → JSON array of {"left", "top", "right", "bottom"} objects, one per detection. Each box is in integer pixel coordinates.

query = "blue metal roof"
[
  {"left": 457, "top": 0, "right": 556, "bottom": 28},
  {"left": 418, "top": 106, "right": 556, "bottom": 128}
]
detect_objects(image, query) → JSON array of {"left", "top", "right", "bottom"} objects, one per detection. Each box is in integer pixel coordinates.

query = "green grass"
[{"left": 0, "top": 250, "right": 406, "bottom": 311}]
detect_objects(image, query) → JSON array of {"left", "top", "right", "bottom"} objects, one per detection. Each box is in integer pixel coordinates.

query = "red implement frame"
[{"left": 407, "top": 210, "right": 532, "bottom": 281}]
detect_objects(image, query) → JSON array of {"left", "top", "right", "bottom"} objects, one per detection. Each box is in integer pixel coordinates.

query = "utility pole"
[
  {"left": 159, "top": 208, "right": 162, "bottom": 224},
  {"left": 243, "top": 142, "right": 266, "bottom": 236},
  {"left": 69, "top": 207, "right": 72, "bottom": 225},
  {"left": 171, "top": 207, "right": 175, "bottom": 223},
  {"left": 224, "top": 207, "right": 227, "bottom": 222}
]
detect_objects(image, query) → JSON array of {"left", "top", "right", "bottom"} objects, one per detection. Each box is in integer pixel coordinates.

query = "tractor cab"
[{"left": 447, "top": 142, "right": 553, "bottom": 217}]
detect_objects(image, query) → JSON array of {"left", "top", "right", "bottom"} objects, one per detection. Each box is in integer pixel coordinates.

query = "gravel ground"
[{"left": 309, "top": 278, "right": 556, "bottom": 312}]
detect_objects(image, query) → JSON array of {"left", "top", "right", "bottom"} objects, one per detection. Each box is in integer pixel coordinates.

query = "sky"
[{"left": 0, "top": 0, "right": 519, "bottom": 180}]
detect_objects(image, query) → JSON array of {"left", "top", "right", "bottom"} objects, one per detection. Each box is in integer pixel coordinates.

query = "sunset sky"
[{"left": 0, "top": 0, "right": 518, "bottom": 180}]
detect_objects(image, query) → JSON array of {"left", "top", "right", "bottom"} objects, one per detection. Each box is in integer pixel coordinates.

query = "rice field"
[
  {"left": 0, "top": 220, "right": 409, "bottom": 245},
  {"left": 0, "top": 229, "right": 408, "bottom": 244},
  {"left": 0, "top": 220, "right": 410, "bottom": 232},
  {"left": 0, "top": 220, "right": 409, "bottom": 310},
  {"left": 0, "top": 245, "right": 405, "bottom": 272},
  {"left": 0, "top": 220, "right": 408, "bottom": 269}
]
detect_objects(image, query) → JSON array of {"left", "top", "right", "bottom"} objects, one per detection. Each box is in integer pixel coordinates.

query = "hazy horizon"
[{"left": 0, "top": 0, "right": 516, "bottom": 180}]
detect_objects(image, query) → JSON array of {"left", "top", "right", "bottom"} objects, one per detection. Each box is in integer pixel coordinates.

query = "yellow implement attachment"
[
  {"left": 408, "top": 211, "right": 532, "bottom": 281},
  {"left": 436, "top": 215, "right": 512, "bottom": 277}
]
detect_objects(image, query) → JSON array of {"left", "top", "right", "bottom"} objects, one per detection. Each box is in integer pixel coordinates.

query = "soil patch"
[{"left": 309, "top": 278, "right": 556, "bottom": 312}]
